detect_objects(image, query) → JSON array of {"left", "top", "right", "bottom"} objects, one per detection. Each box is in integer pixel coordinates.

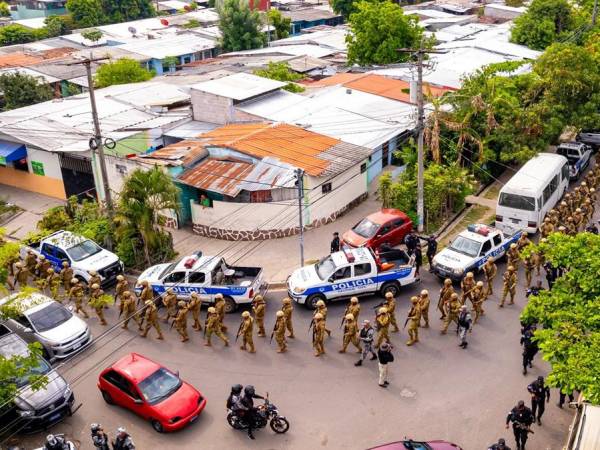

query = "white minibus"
[{"left": 496, "top": 153, "right": 569, "bottom": 234}]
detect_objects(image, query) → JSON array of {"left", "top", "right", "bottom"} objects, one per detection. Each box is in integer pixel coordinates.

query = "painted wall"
[
  {"left": 367, "top": 146, "right": 382, "bottom": 184},
  {"left": 0, "top": 165, "right": 66, "bottom": 199},
  {"left": 26, "top": 149, "right": 62, "bottom": 179}
]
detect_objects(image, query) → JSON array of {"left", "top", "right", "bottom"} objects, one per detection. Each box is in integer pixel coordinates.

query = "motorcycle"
[{"left": 227, "top": 395, "right": 290, "bottom": 435}]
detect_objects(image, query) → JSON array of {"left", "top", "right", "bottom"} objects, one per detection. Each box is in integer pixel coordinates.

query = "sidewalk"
[{"left": 0, "top": 184, "right": 64, "bottom": 240}]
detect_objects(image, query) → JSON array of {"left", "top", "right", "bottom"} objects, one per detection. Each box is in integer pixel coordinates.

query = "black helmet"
[
  {"left": 244, "top": 385, "right": 255, "bottom": 396},
  {"left": 231, "top": 384, "right": 243, "bottom": 395}
]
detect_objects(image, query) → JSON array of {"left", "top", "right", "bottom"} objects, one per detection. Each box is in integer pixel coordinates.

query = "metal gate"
[{"left": 58, "top": 153, "right": 96, "bottom": 200}]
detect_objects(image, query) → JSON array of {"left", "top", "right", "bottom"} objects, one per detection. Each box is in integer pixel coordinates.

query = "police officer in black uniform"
[
  {"left": 520, "top": 324, "right": 538, "bottom": 375},
  {"left": 91, "top": 423, "right": 110, "bottom": 450},
  {"left": 404, "top": 230, "right": 418, "bottom": 254},
  {"left": 506, "top": 400, "right": 534, "bottom": 450},
  {"left": 487, "top": 438, "right": 511, "bottom": 450},
  {"left": 112, "top": 427, "right": 135, "bottom": 450},
  {"left": 525, "top": 281, "right": 544, "bottom": 298},
  {"left": 331, "top": 232, "right": 341, "bottom": 253},
  {"left": 527, "top": 375, "right": 550, "bottom": 425}
]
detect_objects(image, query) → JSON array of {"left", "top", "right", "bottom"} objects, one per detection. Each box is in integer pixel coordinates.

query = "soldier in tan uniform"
[
  {"left": 573, "top": 208, "right": 584, "bottom": 232},
  {"left": 238, "top": 311, "right": 255, "bottom": 353},
  {"left": 69, "top": 278, "right": 89, "bottom": 318},
  {"left": 339, "top": 314, "right": 361, "bottom": 353},
  {"left": 120, "top": 291, "right": 140, "bottom": 330},
  {"left": 88, "top": 271, "right": 101, "bottom": 291},
  {"left": 24, "top": 249, "right": 37, "bottom": 273},
  {"left": 252, "top": 295, "right": 266, "bottom": 337},
  {"left": 138, "top": 280, "right": 154, "bottom": 305},
  {"left": 140, "top": 299, "right": 164, "bottom": 340},
  {"left": 460, "top": 272, "right": 476, "bottom": 305},
  {"left": 35, "top": 262, "right": 49, "bottom": 292},
  {"left": 558, "top": 201, "right": 570, "bottom": 221},
  {"left": 214, "top": 294, "right": 228, "bottom": 333},
  {"left": 565, "top": 217, "right": 576, "bottom": 235},
  {"left": 14, "top": 262, "right": 30, "bottom": 289},
  {"left": 204, "top": 307, "right": 229, "bottom": 347},
  {"left": 472, "top": 281, "right": 485, "bottom": 324},
  {"left": 115, "top": 275, "right": 128, "bottom": 304},
  {"left": 35, "top": 255, "right": 51, "bottom": 282},
  {"left": 282, "top": 297, "right": 294, "bottom": 338},
  {"left": 47, "top": 268, "right": 61, "bottom": 301},
  {"left": 314, "top": 300, "right": 331, "bottom": 337},
  {"left": 483, "top": 257, "right": 497, "bottom": 296},
  {"left": 406, "top": 296, "right": 421, "bottom": 346},
  {"left": 60, "top": 261, "right": 73, "bottom": 293},
  {"left": 419, "top": 289, "right": 430, "bottom": 328},
  {"left": 523, "top": 254, "right": 535, "bottom": 288},
  {"left": 516, "top": 232, "right": 531, "bottom": 251},
  {"left": 507, "top": 244, "right": 520, "bottom": 270},
  {"left": 548, "top": 209, "right": 560, "bottom": 228},
  {"left": 174, "top": 301, "right": 189, "bottom": 342},
  {"left": 161, "top": 288, "right": 177, "bottom": 323},
  {"left": 384, "top": 292, "right": 399, "bottom": 332},
  {"left": 500, "top": 266, "right": 517, "bottom": 307},
  {"left": 438, "top": 278, "right": 454, "bottom": 319},
  {"left": 273, "top": 310, "right": 287, "bottom": 353},
  {"left": 375, "top": 307, "right": 390, "bottom": 348},
  {"left": 346, "top": 297, "right": 361, "bottom": 322},
  {"left": 188, "top": 293, "right": 202, "bottom": 331},
  {"left": 88, "top": 283, "right": 108, "bottom": 325},
  {"left": 312, "top": 313, "right": 326, "bottom": 357},
  {"left": 441, "top": 293, "right": 461, "bottom": 334}
]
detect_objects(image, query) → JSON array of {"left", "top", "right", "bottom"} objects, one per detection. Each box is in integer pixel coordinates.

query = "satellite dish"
[
  {"left": 128, "top": 26, "right": 137, "bottom": 35},
  {"left": 160, "top": 18, "right": 169, "bottom": 26}
]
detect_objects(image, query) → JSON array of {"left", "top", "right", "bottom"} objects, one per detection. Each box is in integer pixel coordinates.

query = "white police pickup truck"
[
  {"left": 430, "top": 224, "right": 521, "bottom": 281},
  {"left": 557, "top": 142, "right": 592, "bottom": 180},
  {"left": 20, "top": 230, "right": 123, "bottom": 286},
  {"left": 136, "top": 251, "right": 267, "bottom": 313},
  {"left": 287, "top": 247, "right": 418, "bottom": 309}
]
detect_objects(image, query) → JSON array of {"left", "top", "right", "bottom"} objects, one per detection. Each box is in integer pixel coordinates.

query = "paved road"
[{"left": 10, "top": 263, "right": 573, "bottom": 450}]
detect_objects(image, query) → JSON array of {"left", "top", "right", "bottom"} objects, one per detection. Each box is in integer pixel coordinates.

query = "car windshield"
[
  {"left": 66, "top": 240, "right": 102, "bottom": 262},
  {"left": 498, "top": 193, "right": 536, "bottom": 211},
  {"left": 352, "top": 218, "right": 381, "bottom": 239},
  {"left": 28, "top": 302, "right": 72, "bottom": 332},
  {"left": 15, "top": 358, "right": 52, "bottom": 388},
  {"left": 138, "top": 368, "right": 182, "bottom": 405},
  {"left": 315, "top": 256, "right": 337, "bottom": 280},
  {"left": 450, "top": 236, "right": 481, "bottom": 258},
  {"left": 159, "top": 258, "right": 182, "bottom": 279}
]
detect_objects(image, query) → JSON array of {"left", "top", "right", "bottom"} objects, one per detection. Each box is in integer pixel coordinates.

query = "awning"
[{"left": 0, "top": 140, "right": 26, "bottom": 164}]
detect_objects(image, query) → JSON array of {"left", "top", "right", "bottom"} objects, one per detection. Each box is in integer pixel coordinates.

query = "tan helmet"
[
  {"left": 345, "top": 313, "right": 354, "bottom": 320},
  {"left": 314, "top": 313, "right": 323, "bottom": 320},
  {"left": 521, "top": 231, "right": 528, "bottom": 237},
  {"left": 166, "top": 288, "right": 174, "bottom": 294},
  {"left": 71, "top": 278, "right": 79, "bottom": 284},
  {"left": 47, "top": 268, "right": 54, "bottom": 274},
  {"left": 585, "top": 198, "right": 591, "bottom": 204},
  {"left": 510, "top": 243, "right": 517, "bottom": 249},
  {"left": 591, "top": 188, "right": 596, "bottom": 193},
  {"left": 141, "top": 280, "right": 149, "bottom": 286},
  {"left": 350, "top": 297, "right": 358, "bottom": 304},
  {"left": 558, "top": 226, "right": 566, "bottom": 231},
  {"left": 123, "top": 290, "right": 131, "bottom": 297},
  {"left": 385, "top": 292, "right": 394, "bottom": 299},
  {"left": 576, "top": 208, "right": 582, "bottom": 213},
  {"left": 91, "top": 283, "right": 99, "bottom": 289},
  {"left": 476, "top": 281, "right": 484, "bottom": 287},
  {"left": 282, "top": 297, "right": 291, "bottom": 304},
  {"left": 242, "top": 311, "right": 250, "bottom": 318},
  {"left": 116, "top": 275, "right": 125, "bottom": 281},
  {"left": 62, "top": 261, "right": 69, "bottom": 267},
  {"left": 567, "top": 216, "right": 573, "bottom": 222},
  {"left": 466, "top": 272, "right": 473, "bottom": 278},
  {"left": 451, "top": 293, "right": 459, "bottom": 300},
  {"left": 39, "top": 255, "right": 46, "bottom": 260},
  {"left": 208, "top": 307, "right": 216, "bottom": 314},
  {"left": 550, "top": 209, "right": 557, "bottom": 215},
  {"left": 254, "top": 295, "right": 264, "bottom": 302},
  {"left": 89, "top": 270, "right": 97, "bottom": 276},
  {"left": 543, "top": 217, "right": 549, "bottom": 223},
  {"left": 508, "top": 265, "right": 515, "bottom": 272},
  {"left": 575, "top": 187, "right": 580, "bottom": 192},
  {"left": 316, "top": 300, "right": 325, "bottom": 307},
  {"left": 15, "top": 261, "right": 22, "bottom": 268},
  {"left": 561, "top": 201, "right": 567, "bottom": 207},
  {"left": 27, "top": 249, "right": 33, "bottom": 254},
  {"left": 541, "top": 238, "right": 548, "bottom": 243},
  {"left": 177, "top": 301, "right": 186, "bottom": 308},
  {"left": 410, "top": 296, "right": 419, "bottom": 305},
  {"left": 145, "top": 299, "right": 154, "bottom": 307},
  {"left": 582, "top": 181, "right": 587, "bottom": 186},
  {"left": 420, "top": 289, "right": 428, "bottom": 296},
  {"left": 378, "top": 307, "right": 388, "bottom": 314},
  {"left": 276, "top": 310, "right": 284, "bottom": 318},
  {"left": 486, "top": 257, "right": 494, "bottom": 263},
  {"left": 215, "top": 293, "right": 224, "bottom": 300},
  {"left": 190, "top": 292, "right": 199, "bottom": 298},
  {"left": 444, "top": 278, "right": 452, "bottom": 285}
]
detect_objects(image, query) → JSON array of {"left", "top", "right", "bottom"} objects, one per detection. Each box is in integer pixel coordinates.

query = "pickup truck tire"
[
  {"left": 223, "top": 296, "right": 237, "bottom": 314},
  {"left": 380, "top": 282, "right": 400, "bottom": 298},
  {"left": 305, "top": 294, "right": 325, "bottom": 310},
  {"left": 101, "top": 390, "right": 114, "bottom": 405}
]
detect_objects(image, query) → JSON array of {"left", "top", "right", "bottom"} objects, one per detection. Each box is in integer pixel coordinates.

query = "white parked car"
[{"left": 0, "top": 292, "right": 92, "bottom": 361}]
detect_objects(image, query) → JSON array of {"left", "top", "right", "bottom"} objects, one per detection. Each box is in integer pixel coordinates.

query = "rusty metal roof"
[
  {"left": 177, "top": 157, "right": 255, "bottom": 196},
  {"left": 138, "top": 140, "right": 208, "bottom": 166},
  {"left": 0, "top": 53, "right": 43, "bottom": 69}
]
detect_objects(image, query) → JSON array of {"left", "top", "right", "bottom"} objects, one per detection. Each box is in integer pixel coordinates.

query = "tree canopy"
[
  {"left": 66, "top": 0, "right": 105, "bottom": 27},
  {"left": 0, "top": 72, "right": 54, "bottom": 112},
  {"left": 218, "top": 0, "right": 266, "bottom": 52},
  {"left": 330, "top": 0, "right": 365, "bottom": 19},
  {"left": 81, "top": 28, "right": 104, "bottom": 43},
  {"left": 44, "top": 15, "right": 75, "bottom": 37},
  {"left": 0, "top": 24, "right": 38, "bottom": 45},
  {"left": 346, "top": 0, "right": 424, "bottom": 66},
  {"left": 0, "top": 2, "right": 10, "bottom": 17},
  {"left": 66, "top": 0, "right": 155, "bottom": 27},
  {"left": 94, "top": 58, "right": 154, "bottom": 88},
  {"left": 521, "top": 233, "right": 600, "bottom": 403},
  {"left": 254, "top": 62, "right": 304, "bottom": 92},
  {"left": 267, "top": 8, "right": 291, "bottom": 40}
]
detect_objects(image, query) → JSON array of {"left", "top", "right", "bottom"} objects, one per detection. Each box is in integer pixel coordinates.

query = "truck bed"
[
  {"left": 213, "top": 265, "right": 262, "bottom": 286},
  {"left": 377, "top": 249, "right": 412, "bottom": 267}
]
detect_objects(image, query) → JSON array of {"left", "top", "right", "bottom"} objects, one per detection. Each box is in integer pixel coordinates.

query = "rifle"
[
  {"left": 170, "top": 319, "right": 176, "bottom": 330},
  {"left": 403, "top": 317, "right": 410, "bottom": 330},
  {"left": 340, "top": 307, "right": 349, "bottom": 329},
  {"left": 202, "top": 316, "right": 208, "bottom": 337},
  {"left": 308, "top": 319, "right": 315, "bottom": 332},
  {"left": 372, "top": 302, "right": 385, "bottom": 310},
  {"left": 269, "top": 322, "right": 277, "bottom": 344},
  {"left": 234, "top": 322, "right": 244, "bottom": 343}
]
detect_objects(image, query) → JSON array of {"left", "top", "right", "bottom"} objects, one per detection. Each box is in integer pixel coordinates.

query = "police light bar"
[
  {"left": 184, "top": 257, "right": 196, "bottom": 269},
  {"left": 343, "top": 248, "right": 355, "bottom": 263},
  {"left": 467, "top": 224, "right": 489, "bottom": 236}
]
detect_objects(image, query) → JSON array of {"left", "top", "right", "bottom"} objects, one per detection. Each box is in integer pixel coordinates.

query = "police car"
[
  {"left": 557, "top": 141, "right": 592, "bottom": 180},
  {"left": 430, "top": 224, "right": 521, "bottom": 281},
  {"left": 287, "top": 247, "right": 418, "bottom": 309},
  {"left": 136, "top": 251, "right": 267, "bottom": 313}
]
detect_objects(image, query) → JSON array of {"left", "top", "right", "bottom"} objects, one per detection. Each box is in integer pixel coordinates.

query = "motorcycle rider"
[
  {"left": 91, "top": 423, "right": 110, "bottom": 450},
  {"left": 227, "top": 384, "right": 244, "bottom": 412},
  {"left": 43, "top": 434, "right": 68, "bottom": 450},
  {"left": 112, "top": 427, "right": 135, "bottom": 450},
  {"left": 240, "top": 385, "right": 265, "bottom": 440}
]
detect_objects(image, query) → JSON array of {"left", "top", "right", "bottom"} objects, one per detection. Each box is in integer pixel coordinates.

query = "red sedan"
[
  {"left": 97, "top": 353, "right": 206, "bottom": 433},
  {"left": 342, "top": 209, "right": 413, "bottom": 250},
  {"left": 368, "top": 440, "right": 463, "bottom": 450}
]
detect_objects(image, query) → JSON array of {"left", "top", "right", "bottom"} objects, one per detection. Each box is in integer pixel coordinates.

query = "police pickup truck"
[
  {"left": 287, "top": 247, "right": 418, "bottom": 309},
  {"left": 431, "top": 224, "right": 521, "bottom": 281},
  {"left": 20, "top": 230, "right": 123, "bottom": 286},
  {"left": 136, "top": 251, "right": 267, "bottom": 313},
  {"left": 557, "top": 142, "right": 593, "bottom": 180}
]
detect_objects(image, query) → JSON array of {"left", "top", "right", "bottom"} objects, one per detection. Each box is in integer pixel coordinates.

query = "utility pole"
[
  {"left": 397, "top": 44, "right": 445, "bottom": 233},
  {"left": 296, "top": 168, "right": 305, "bottom": 266},
  {"left": 266, "top": 0, "right": 271, "bottom": 47},
  {"left": 66, "top": 57, "right": 115, "bottom": 245}
]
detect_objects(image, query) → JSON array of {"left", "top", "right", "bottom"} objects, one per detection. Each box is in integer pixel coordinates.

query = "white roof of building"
[
  {"left": 163, "top": 120, "right": 218, "bottom": 139},
  {"left": 95, "top": 17, "right": 170, "bottom": 39},
  {"left": 272, "top": 27, "right": 347, "bottom": 52},
  {"left": 0, "top": 67, "right": 60, "bottom": 84},
  {"left": 485, "top": 3, "right": 526, "bottom": 12},
  {"left": 59, "top": 33, "right": 109, "bottom": 47},
  {"left": 13, "top": 17, "right": 47, "bottom": 29},
  {"left": 119, "top": 34, "right": 215, "bottom": 59},
  {"left": 191, "top": 72, "right": 287, "bottom": 101},
  {"left": 226, "top": 44, "right": 338, "bottom": 59},
  {"left": 158, "top": 0, "right": 190, "bottom": 10}
]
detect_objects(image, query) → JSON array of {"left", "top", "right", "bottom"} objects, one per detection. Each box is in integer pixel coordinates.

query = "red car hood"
[
  {"left": 342, "top": 230, "right": 368, "bottom": 248},
  {"left": 153, "top": 382, "right": 201, "bottom": 419},
  {"left": 428, "top": 441, "right": 463, "bottom": 450}
]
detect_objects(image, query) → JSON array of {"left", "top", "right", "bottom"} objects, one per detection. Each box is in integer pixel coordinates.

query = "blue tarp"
[{"left": 0, "top": 140, "right": 26, "bottom": 162}]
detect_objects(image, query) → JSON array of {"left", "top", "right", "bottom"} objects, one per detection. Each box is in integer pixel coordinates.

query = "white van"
[
  {"left": 496, "top": 153, "right": 569, "bottom": 234},
  {"left": 565, "top": 403, "right": 600, "bottom": 450}
]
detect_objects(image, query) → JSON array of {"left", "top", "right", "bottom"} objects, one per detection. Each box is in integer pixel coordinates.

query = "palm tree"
[{"left": 117, "top": 167, "right": 181, "bottom": 265}]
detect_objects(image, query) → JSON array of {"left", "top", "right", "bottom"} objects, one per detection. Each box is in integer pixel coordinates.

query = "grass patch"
[
  {"left": 439, "top": 205, "right": 490, "bottom": 249},
  {"left": 0, "top": 200, "right": 21, "bottom": 217},
  {"left": 483, "top": 184, "right": 500, "bottom": 200}
]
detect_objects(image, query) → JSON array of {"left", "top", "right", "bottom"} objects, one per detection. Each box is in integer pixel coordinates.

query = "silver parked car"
[{"left": 0, "top": 293, "right": 92, "bottom": 361}]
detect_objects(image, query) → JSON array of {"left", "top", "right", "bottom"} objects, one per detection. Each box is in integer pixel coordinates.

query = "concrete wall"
[
  {"left": 27, "top": 149, "right": 62, "bottom": 179},
  {"left": 104, "top": 154, "right": 145, "bottom": 194},
  {"left": 0, "top": 165, "right": 66, "bottom": 199},
  {"left": 191, "top": 90, "right": 234, "bottom": 124}
]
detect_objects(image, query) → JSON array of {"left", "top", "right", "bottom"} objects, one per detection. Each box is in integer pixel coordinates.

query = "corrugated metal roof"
[
  {"left": 0, "top": 53, "right": 43, "bottom": 69},
  {"left": 119, "top": 34, "right": 215, "bottom": 59},
  {"left": 139, "top": 140, "right": 208, "bottom": 166},
  {"left": 191, "top": 72, "right": 286, "bottom": 101},
  {"left": 178, "top": 157, "right": 255, "bottom": 196}
]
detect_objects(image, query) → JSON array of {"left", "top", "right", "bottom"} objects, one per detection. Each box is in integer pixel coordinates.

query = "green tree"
[
  {"left": 510, "top": 0, "right": 581, "bottom": 50},
  {"left": 0, "top": 2, "right": 10, "bottom": 17},
  {"left": 102, "top": 0, "right": 155, "bottom": 23},
  {"left": 44, "top": 15, "right": 74, "bottom": 37},
  {"left": 254, "top": 62, "right": 304, "bottom": 92},
  {"left": 81, "top": 28, "right": 103, "bottom": 43},
  {"left": 218, "top": 0, "right": 266, "bottom": 52},
  {"left": 346, "top": 0, "right": 424, "bottom": 66},
  {"left": 117, "top": 167, "right": 180, "bottom": 265},
  {"left": 521, "top": 233, "right": 600, "bottom": 403},
  {"left": 66, "top": 0, "right": 105, "bottom": 27},
  {"left": 0, "top": 73, "right": 53, "bottom": 111},
  {"left": 267, "top": 8, "right": 290, "bottom": 40},
  {"left": 94, "top": 58, "right": 154, "bottom": 88},
  {"left": 0, "top": 24, "right": 36, "bottom": 45},
  {"left": 330, "top": 0, "right": 365, "bottom": 20}
]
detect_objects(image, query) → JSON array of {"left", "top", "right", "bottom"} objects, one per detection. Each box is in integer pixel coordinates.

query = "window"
[
  {"left": 250, "top": 190, "right": 272, "bottom": 203},
  {"left": 493, "top": 234, "right": 502, "bottom": 247},
  {"left": 562, "top": 163, "right": 569, "bottom": 181},
  {"left": 322, "top": 183, "right": 332, "bottom": 194},
  {"left": 55, "top": 248, "right": 68, "bottom": 262},
  {"left": 498, "top": 193, "right": 535, "bottom": 211},
  {"left": 138, "top": 368, "right": 182, "bottom": 405},
  {"left": 332, "top": 266, "right": 351, "bottom": 280},
  {"left": 360, "top": 163, "right": 367, "bottom": 173},
  {"left": 480, "top": 240, "right": 491, "bottom": 256},
  {"left": 41, "top": 243, "right": 55, "bottom": 256},
  {"left": 103, "top": 370, "right": 128, "bottom": 391},
  {"left": 354, "top": 263, "right": 372, "bottom": 276},
  {"left": 550, "top": 174, "right": 559, "bottom": 192},
  {"left": 542, "top": 183, "right": 553, "bottom": 205},
  {"left": 14, "top": 315, "right": 31, "bottom": 328},
  {"left": 188, "top": 272, "right": 206, "bottom": 283},
  {"left": 392, "top": 219, "right": 404, "bottom": 228},
  {"left": 163, "top": 271, "right": 186, "bottom": 283},
  {"left": 378, "top": 224, "right": 392, "bottom": 236}
]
